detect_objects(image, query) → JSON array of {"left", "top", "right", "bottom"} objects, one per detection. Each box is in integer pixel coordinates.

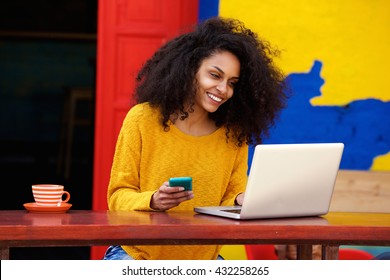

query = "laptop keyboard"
[{"left": 222, "top": 209, "right": 242, "bottom": 214}]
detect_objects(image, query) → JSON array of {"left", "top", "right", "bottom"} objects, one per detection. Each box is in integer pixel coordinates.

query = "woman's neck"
[{"left": 172, "top": 109, "right": 217, "bottom": 136}]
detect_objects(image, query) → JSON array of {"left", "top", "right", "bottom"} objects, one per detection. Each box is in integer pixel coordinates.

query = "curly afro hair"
[{"left": 135, "top": 16, "right": 288, "bottom": 146}]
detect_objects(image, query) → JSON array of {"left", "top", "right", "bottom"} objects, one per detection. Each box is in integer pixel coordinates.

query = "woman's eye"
[
  {"left": 210, "top": 72, "right": 220, "bottom": 79},
  {"left": 229, "top": 81, "right": 238, "bottom": 87}
]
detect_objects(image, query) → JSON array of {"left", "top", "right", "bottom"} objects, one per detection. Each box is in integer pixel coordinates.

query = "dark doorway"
[{"left": 0, "top": 0, "right": 97, "bottom": 260}]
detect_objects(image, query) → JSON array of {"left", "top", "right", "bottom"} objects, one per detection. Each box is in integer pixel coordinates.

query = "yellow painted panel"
[
  {"left": 220, "top": 0, "right": 390, "bottom": 105},
  {"left": 372, "top": 153, "right": 390, "bottom": 171},
  {"left": 220, "top": 245, "right": 248, "bottom": 260}
]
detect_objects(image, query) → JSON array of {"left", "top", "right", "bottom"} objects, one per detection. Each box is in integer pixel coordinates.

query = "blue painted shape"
[
  {"left": 199, "top": 0, "right": 219, "bottom": 22},
  {"left": 252, "top": 60, "right": 390, "bottom": 170}
]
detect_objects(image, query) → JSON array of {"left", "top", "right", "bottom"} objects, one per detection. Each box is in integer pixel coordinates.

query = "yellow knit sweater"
[{"left": 107, "top": 103, "right": 248, "bottom": 259}]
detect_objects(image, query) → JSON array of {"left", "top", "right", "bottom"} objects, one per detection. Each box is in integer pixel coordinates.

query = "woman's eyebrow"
[
  {"left": 212, "top": 66, "right": 224, "bottom": 74},
  {"left": 212, "top": 66, "right": 239, "bottom": 79}
]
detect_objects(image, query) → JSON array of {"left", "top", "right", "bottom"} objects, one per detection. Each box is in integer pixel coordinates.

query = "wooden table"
[{"left": 1, "top": 210, "right": 389, "bottom": 260}]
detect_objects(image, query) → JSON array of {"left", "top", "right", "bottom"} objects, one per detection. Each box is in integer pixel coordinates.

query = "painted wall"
[
  {"left": 199, "top": 0, "right": 390, "bottom": 259},
  {"left": 200, "top": 0, "right": 390, "bottom": 172}
]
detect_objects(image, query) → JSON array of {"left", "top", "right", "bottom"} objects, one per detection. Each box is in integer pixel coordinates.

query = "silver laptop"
[{"left": 194, "top": 143, "right": 344, "bottom": 220}]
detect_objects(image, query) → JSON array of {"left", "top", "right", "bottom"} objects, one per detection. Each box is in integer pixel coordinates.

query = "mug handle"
[{"left": 62, "top": 191, "right": 71, "bottom": 203}]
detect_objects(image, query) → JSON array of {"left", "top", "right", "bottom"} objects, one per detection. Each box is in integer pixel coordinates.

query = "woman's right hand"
[{"left": 150, "top": 181, "right": 194, "bottom": 211}]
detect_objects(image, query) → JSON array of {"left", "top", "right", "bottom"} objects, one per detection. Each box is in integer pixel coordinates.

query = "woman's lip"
[{"left": 207, "top": 93, "right": 223, "bottom": 103}]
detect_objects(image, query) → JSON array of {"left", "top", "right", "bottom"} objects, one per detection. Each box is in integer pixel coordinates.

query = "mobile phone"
[{"left": 169, "top": 177, "right": 192, "bottom": 191}]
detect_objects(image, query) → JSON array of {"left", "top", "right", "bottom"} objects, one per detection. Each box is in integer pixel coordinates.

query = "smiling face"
[{"left": 194, "top": 51, "right": 240, "bottom": 114}]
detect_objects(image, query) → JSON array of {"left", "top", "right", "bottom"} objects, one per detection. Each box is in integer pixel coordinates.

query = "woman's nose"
[{"left": 216, "top": 81, "right": 228, "bottom": 94}]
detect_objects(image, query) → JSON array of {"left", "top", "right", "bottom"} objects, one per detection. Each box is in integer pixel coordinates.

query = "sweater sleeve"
[
  {"left": 107, "top": 107, "right": 156, "bottom": 211},
  {"left": 220, "top": 144, "right": 248, "bottom": 206}
]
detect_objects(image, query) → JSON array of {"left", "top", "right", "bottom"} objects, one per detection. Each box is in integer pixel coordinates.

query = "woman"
[{"left": 103, "top": 16, "right": 287, "bottom": 260}]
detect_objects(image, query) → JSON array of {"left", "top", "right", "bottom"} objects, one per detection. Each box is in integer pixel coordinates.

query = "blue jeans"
[
  {"left": 103, "top": 245, "right": 134, "bottom": 260},
  {"left": 102, "top": 245, "right": 225, "bottom": 260},
  {"left": 373, "top": 252, "right": 390, "bottom": 260}
]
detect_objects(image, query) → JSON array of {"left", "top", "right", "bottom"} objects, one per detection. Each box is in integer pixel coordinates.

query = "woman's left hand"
[
  {"left": 150, "top": 181, "right": 194, "bottom": 211},
  {"left": 235, "top": 192, "right": 245, "bottom": 206}
]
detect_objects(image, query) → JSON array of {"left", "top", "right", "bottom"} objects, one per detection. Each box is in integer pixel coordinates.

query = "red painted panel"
[
  {"left": 92, "top": 0, "right": 198, "bottom": 259},
  {"left": 116, "top": 36, "right": 163, "bottom": 105}
]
